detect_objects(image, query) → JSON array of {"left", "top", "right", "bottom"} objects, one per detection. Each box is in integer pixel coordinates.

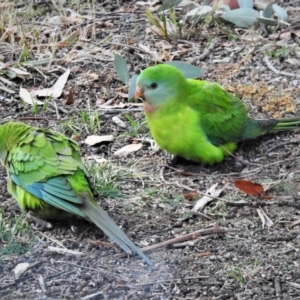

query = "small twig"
[
  {"left": 172, "top": 241, "right": 195, "bottom": 248},
  {"left": 47, "top": 246, "right": 85, "bottom": 255},
  {"left": 17, "top": 117, "right": 58, "bottom": 121},
  {"left": 187, "top": 209, "right": 212, "bottom": 220},
  {"left": 116, "top": 224, "right": 238, "bottom": 258},
  {"left": 220, "top": 144, "right": 262, "bottom": 167},
  {"left": 163, "top": 163, "right": 262, "bottom": 178},
  {"left": 81, "top": 291, "right": 104, "bottom": 300},
  {"left": 199, "top": 41, "right": 216, "bottom": 60},
  {"left": 98, "top": 108, "right": 143, "bottom": 113},
  {"left": 188, "top": 41, "right": 216, "bottom": 64},
  {"left": 264, "top": 56, "right": 300, "bottom": 78},
  {"left": 104, "top": 42, "right": 142, "bottom": 52},
  {"left": 46, "top": 270, "right": 76, "bottom": 280},
  {"left": 126, "top": 275, "right": 211, "bottom": 287},
  {"left": 50, "top": 101, "right": 69, "bottom": 115},
  {"left": 264, "top": 157, "right": 299, "bottom": 168},
  {"left": 268, "top": 141, "right": 300, "bottom": 152},
  {"left": 50, "top": 101, "right": 60, "bottom": 119},
  {"left": 37, "top": 231, "right": 66, "bottom": 249},
  {"left": 86, "top": 238, "right": 117, "bottom": 248},
  {"left": 55, "top": 261, "right": 117, "bottom": 275}
]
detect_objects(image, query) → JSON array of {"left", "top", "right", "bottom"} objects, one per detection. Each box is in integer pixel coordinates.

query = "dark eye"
[{"left": 150, "top": 83, "right": 157, "bottom": 89}]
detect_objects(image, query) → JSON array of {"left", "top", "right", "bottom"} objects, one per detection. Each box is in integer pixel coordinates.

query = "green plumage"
[
  {"left": 136, "top": 64, "right": 300, "bottom": 165},
  {"left": 0, "top": 122, "right": 151, "bottom": 265}
]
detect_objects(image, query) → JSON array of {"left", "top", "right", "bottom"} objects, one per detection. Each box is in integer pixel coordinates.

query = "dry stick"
[
  {"left": 264, "top": 56, "right": 300, "bottom": 78},
  {"left": 55, "top": 261, "right": 117, "bottom": 275},
  {"left": 163, "top": 164, "right": 262, "bottom": 178},
  {"left": 116, "top": 225, "right": 238, "bottom": 258},
  {"left": 97, "top": 108, "right": 143, "bottom": 113},
  {"left": 18, "top": 117, "right": 59, "bottom": 121},
  {"left": 188, "top": 41, "right": 216, "bottom": 64},
  {"left": 51, "top": 101, "right": 60, "bottom": 119},
  {"left": 268, "top": 141, "right": 300, "bottom": 152},
  {"left": 187, "top": 209, "right": 212, "bottom": 220},
  {"left": 86, "top": 238, "right": 117, "bottom": 248},
  {"left": 126, "top": 275, "right": 212, "bottom": 287},
  {"left": 105, "top": 42, "right": 142, "bottom": 52},
  {"left": 220, "top": 144, "right": 262, "bottom": 168}
]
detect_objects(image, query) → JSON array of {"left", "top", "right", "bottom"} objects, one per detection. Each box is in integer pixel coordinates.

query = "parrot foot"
[
  {"left": 165, "top": 155, "right": 219, "bottom": 174},
  {"left": 165, "top": 153, "right": 179, "bottom": 165},
  {"left": 26, "top": 212, "right": 53, "bottom": 230}
]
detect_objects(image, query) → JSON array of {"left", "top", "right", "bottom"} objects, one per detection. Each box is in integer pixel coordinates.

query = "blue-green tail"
[{"left": 242, "top": 116, "right": 300, "bottom": 141}]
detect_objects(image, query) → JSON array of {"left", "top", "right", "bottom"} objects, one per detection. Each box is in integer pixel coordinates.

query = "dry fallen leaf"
[
  {"left": 114, "top": 143, "right": 143, "bottom": 157},
  {"left": 183, "top": 191, "right": 200, "bottom": 200},
  {"left": 14, "top": 263, "right": 30, "bottom": 277},
  {"left": 286, "top": 59, "right": 300, "bottom": 66},
  {"left": 65, "top": 91, "right": 75, "bottom": 104},
  {"left": 192, "top": 183, "right": 227, "bottom": 211},
  {"left": 84, "top": 135, "right": 114, "bottom": 146},
  {"left": 19, "top": 86, "right": 44, "bottom": 105},
  {"left": 32, "top": 69, "right": 70, "bottom": 98},
  {"left": 235, "top": 179, "right": 273, "bottom": 200},
  {"left": 112, "top": 116, "right": 126, "bottom": 128}
]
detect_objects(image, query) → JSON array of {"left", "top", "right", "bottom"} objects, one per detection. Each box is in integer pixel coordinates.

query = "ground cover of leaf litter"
[{"left": 0, "top": 1, "right": 300, "bottom": 299}]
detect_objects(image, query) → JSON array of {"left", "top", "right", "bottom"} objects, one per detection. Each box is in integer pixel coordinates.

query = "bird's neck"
[{"left": 144, "top": 102, "right": 159, "bottom": 115}]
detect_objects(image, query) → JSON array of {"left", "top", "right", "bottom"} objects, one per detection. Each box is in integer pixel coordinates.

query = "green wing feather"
[{"left": 185, "top": 80, "right": 249, "bottom": 145}]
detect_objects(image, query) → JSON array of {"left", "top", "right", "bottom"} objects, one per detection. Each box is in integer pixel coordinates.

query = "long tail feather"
[
  {"left": 82, "top": 197, "right": 152, "bottom": 266},
  {"left": 274, "top": 116, "right": 300, "bottom": 131}
]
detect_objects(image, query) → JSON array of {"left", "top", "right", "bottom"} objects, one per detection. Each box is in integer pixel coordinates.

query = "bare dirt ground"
[{"left": 1, "top": 1, "right": 300, "bottom": 299}]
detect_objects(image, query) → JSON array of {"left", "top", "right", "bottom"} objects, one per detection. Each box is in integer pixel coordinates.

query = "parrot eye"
[{"left": 150, "top": 83, "right": 157, "bottom": 89}]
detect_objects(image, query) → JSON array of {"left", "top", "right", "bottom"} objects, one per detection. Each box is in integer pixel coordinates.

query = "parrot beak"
[{"left": 135, "top": 85, "right": 144, "bottom": 100}]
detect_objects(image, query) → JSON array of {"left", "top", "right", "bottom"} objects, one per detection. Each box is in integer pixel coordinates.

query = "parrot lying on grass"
[
  {"left": 135, "top": 64, "right": 300, "bottom": 165},
  {"left": 0, "top": 122, "right": 152, "bottom": 266}
]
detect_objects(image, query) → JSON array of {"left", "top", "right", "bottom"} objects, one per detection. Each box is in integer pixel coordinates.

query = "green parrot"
[
  {"left": 135, "top": 64, "right": 300, "bottom": 165},
  {"left": 0, "top": 122, "right": 152, "bottom": 265}
]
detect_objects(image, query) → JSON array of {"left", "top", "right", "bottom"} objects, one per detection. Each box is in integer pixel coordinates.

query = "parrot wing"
[
  {"left": 3, "top": 123, "right": 152, "bottom": 265},
  {"left": 7, "top": 128, "right": 87, "bottom": 217},
  {"left": 186, "top": 80, "right": 249, "bottom": 145}
]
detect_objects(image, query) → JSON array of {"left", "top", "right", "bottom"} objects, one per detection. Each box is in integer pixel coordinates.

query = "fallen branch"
[{"left": 116, "top": 224, "right": 238, "bottom": 258}]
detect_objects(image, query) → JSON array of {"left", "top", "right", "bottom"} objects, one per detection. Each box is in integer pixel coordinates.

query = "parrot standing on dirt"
[
  {"left": 0, "top": 122, "right": 152, "bottom": 265},
  {"left": 135, "top": 64, "right": 300, "bottom": 165}
]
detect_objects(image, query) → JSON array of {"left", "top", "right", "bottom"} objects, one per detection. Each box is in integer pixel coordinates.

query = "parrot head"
[{"left": 135, "top": 64, "right": 187, "bottom": 107}]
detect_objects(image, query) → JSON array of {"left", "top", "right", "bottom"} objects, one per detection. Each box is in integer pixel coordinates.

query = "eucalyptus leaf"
[
  {"left": 272, "top": 4, "right": 288, "bottom": 21},
  {"left": 164, "top": 61, "right": 205, "bottom": 78},
  {"left": 128, "top": 74, "right": 138, "bottom": 100},
  {"left": 263, "top": 2, "right": 275, "bottom": 18},
  {"left": 114, "top": 54, "right": 129, "bottom": 85},
  {"left": 159, "top": 0, "right": 183, "bottom": 11},
  {"left": 237, "top": 0, "right": 253, "bottom": 8},
  {"left": 221, "top": 8, "right": 258, "bottom": 29}
]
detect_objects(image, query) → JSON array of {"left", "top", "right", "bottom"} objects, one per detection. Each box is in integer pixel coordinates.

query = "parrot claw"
[{"left": 26, "top": 212, "right": 53, "bottom": 230}]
